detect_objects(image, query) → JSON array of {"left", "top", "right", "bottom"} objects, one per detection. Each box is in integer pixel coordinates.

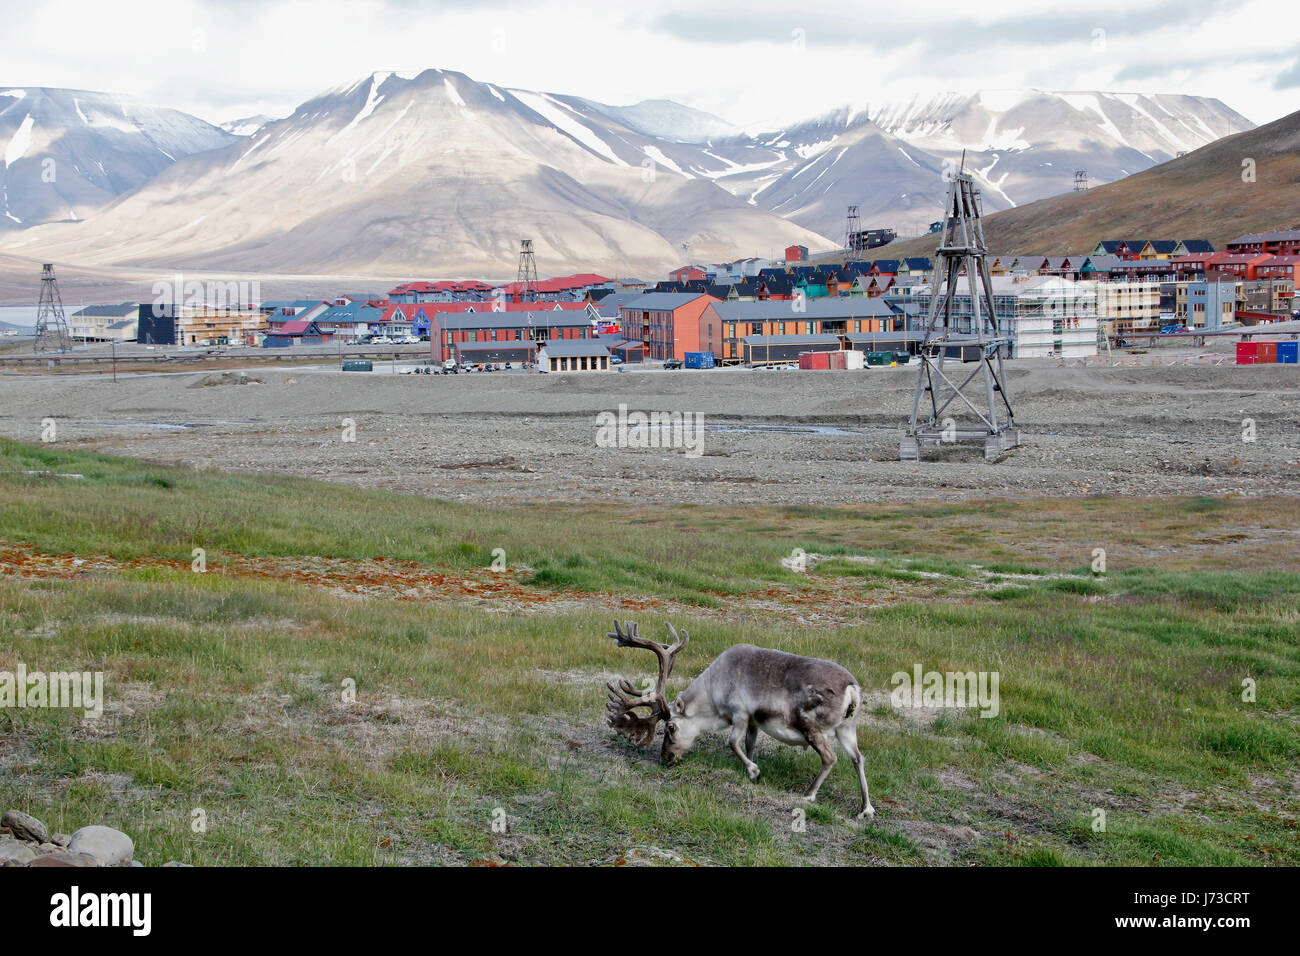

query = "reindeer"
[{"left": 604, "top": 620, "right": 875, "bottom": 819}]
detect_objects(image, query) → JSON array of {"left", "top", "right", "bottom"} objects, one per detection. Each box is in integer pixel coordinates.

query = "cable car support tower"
[
  {"left": 33, "top": 263, "right": 72, "bottom": 353},
  {"left": 900, "top": 167, "right": 1020, "bottom": 461}
]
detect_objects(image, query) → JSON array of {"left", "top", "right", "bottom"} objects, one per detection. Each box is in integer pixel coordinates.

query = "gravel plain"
[{"left": 1, "top": 343, "right": 1297, "bottom": 504}]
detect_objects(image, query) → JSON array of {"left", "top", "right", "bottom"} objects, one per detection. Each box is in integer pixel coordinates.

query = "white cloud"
[{"left": 1, "top": 0, "right": 1294, "bottom": 128}]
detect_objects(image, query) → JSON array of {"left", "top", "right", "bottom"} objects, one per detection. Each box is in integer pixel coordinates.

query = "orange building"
[
  {"left": 699, "top": 299, "right": 904, "bottom": 363},
  {"left": 617, "top": 293, "right": 719, "bottom": 360}
]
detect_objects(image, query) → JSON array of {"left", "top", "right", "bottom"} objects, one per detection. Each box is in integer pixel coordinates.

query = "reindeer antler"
[{"left": 605, "top": 619, "right": 689, "bottom": 746}]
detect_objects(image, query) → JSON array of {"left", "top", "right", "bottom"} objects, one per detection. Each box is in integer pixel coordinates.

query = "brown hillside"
[{"left": 873, "top": 108, "right": 1300, "bottom": 260}]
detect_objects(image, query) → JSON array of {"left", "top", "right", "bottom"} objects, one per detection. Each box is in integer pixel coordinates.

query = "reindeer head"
[{"left": 605, "top": 619, "right": 689, "bottom": 764}]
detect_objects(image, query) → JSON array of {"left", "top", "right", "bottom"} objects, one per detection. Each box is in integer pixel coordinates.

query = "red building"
[
  {"left": 669, "top": 265, "right": 706, "bottom": 284},
  {"left": 1256, "top": 255, "right": 1300, "bottom": 282},
  {"left": 1206, "top": 252, "right": 1273, "bottom": 280},
  {"left": 784, "top": 245, "right": 808, "bottom": 263},
  {"left": 1227, "top": 231, "right": 1300, "bottom": 257},
  {"left": 427, "top": 309, "right": 598, "bottom": 363}
]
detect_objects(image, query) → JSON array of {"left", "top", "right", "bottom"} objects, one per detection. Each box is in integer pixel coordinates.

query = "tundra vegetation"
[{"left": 0, "top": 438, "right": 1297, "bottom": 866}]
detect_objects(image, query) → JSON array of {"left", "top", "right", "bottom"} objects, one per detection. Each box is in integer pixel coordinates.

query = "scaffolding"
[{"left": 901, "top": 169, "right": 1021, "bottom": 461}]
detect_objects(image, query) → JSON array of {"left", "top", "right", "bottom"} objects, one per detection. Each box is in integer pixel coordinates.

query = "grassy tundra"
[{"left": 1, "top": 437, "right": 1297, "bottom": 866}]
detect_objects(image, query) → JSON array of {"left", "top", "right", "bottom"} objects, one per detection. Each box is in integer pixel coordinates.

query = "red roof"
[
  {"left": 279, "top": 320, "right": 314, "bottom": 335},
  {"left": 497, "top": 273, "right": 611, "bottom": 295},
  {"left": 388, "top": 279, "right": 496, "bottom": 295}
]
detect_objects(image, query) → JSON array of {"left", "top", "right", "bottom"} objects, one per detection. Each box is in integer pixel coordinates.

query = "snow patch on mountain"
[
  {"left": 4, "top": 114, "right": 34, "bottom": 167},
  {"left": 511, "top": 89, "right": 627, "bottom": 165}
]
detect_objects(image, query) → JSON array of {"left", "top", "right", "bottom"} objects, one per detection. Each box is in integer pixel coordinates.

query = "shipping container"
[
  {"left": 684, "top": 351, "right": 716, "bottom": 369},
  {"left": 843, "top": 349, "right": 865, "bottom": 369},
  {"left": 1258, "top": 341, "right": 1278, "bottom": 363},
  {"left": 866, "top": 351, "right": 893, "bottom": 366},
  {"left": 799, "top": 351, "right": 831, "bottom": 370},
  {"left": 1236, "top": 341, "right": 1259, "bottom": 364},
  {"left": 1277, "top": 340, "right": 1299, "bottom": 364},
  {"left": 892, "top": 351, "right": 911, "bottom": 365},
  {"left": 827, "top": 350, "right": 847, "bottom": 370},
  {"left": 341, "top": 359, "right": 373, "bottom": 372}
]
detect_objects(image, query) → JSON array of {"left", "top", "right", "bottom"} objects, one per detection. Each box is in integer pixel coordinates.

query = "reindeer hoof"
[
  {"left": 746, "top": 764, "right": 760, "bottom": 781},
  {"left": 800, "top": 794, "right": 817, "bottom": 804},
  {"left": 857, "top": 806, "right": 876, "bottom": 821}
]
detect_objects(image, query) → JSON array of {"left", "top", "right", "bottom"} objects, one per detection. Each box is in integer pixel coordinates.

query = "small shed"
[{"left": 538, "top": 338, "right": 612, "bottom": 372}]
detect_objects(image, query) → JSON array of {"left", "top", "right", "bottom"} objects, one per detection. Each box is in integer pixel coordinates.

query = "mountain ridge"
[{"left": 0, "top": 71, "right": 1257, "bottom": 277}]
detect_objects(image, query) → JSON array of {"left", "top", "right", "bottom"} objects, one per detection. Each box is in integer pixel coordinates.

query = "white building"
[{"left": 902, "top": 275, "right": 1100, "bottom": 358}]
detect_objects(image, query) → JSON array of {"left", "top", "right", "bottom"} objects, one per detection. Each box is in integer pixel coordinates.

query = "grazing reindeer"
[{"left": 605, "top": 620, "right": 874, "bottom": 819}]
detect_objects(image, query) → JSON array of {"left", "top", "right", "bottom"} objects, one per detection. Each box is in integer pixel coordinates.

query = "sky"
[{"left": 1, "top": 0, "right": 1297, "bottom": 129}]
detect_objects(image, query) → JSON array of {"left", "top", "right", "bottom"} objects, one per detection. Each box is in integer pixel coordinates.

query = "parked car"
[{"left": 663, "top": 358, "right": 683, "bottom": 370}]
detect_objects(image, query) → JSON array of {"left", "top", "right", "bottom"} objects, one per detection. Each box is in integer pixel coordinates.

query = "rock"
[
  {"left": 51, "top": 833, "right": 71, "bottom": 847},
  {"left": 2, "top": 810, "right": 49, "bottom": 843},
  {"left": 67, "top": 825, "right": 133, "bottom": 866},
  {"left": 1, "top": 839, "right": 38, "bottom": 865},
  {"left": 28, "top": 851, "right": 99, "bottom": 867}
]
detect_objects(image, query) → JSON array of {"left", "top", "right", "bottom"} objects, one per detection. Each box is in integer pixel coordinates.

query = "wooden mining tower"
[
  {"left": 900, "top": 169, "right": 1020, "bottom": 462},
  {"left": 516, "top": 239, "right": 538, "bottom": 301},
  {"left": 33, "top": 263, "right": 72, "bottom": 353}
]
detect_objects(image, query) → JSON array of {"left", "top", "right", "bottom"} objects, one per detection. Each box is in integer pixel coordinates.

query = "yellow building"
[
  {"left": 1095, "top": 281, "right": 1161, "bottom": 337},
  {"left": 176, "top": 308, "right": 267, "bottom": 346}
]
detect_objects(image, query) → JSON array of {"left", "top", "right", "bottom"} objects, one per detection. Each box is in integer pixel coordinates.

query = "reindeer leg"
[
  {"left": 836, "top": 724, "right": 875, "bottom": 820},
  {"left": 744, "top": 720, "right": 758, "bottom": 761},
  {"left": 802, "top": 731, "right": 837, "bottom": 803},
  {"left": 729, "top": 713, "right": 761, "bottom": 781}
]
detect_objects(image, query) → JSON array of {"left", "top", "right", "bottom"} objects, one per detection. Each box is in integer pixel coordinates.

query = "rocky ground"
[
  {"left": 0, "top": 809, "right": 182, "bottom": 867},
  {"left": 0, "top": 344, "right": 1296, "bottom": 504}
]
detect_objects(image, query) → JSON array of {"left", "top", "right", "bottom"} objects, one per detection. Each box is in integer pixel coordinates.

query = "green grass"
[{"left": 1, "top": 439, "right": 1298, "bottom": 866}]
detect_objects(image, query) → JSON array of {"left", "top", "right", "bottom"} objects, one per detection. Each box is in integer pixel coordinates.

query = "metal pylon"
[
  {"left": 844, "top": 204, "right": 861, "bottom": 256},
  {"left": 901, "top": 171, "right": 1020, "bottom": 462},
  {"left": 33, "top": 263, "right": 72, "bottom": 353}
]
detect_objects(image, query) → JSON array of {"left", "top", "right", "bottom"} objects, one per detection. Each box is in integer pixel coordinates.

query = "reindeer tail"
[{"left": 843, "top": 684, "right": 861, "bottom": 720}]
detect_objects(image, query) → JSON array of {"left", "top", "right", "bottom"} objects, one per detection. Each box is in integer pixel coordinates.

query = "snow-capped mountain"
[
  {"left": 2, "top": 70, "right": 834, "bottom": 277},
  {"left": 0, "top": 74, "right": 1254, "bottom": 276},
  {"left": 0, "top": 87, "right": 237, "bottom": 228},
  {"left": 219, "top": 114, "right": 276, "bottom": 137},
  {"left": 697, "top": 90, "right": 1254, "bottom": 239},
  {"left": 576, "top": 99, "right": 739, "bottom": 143}
]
